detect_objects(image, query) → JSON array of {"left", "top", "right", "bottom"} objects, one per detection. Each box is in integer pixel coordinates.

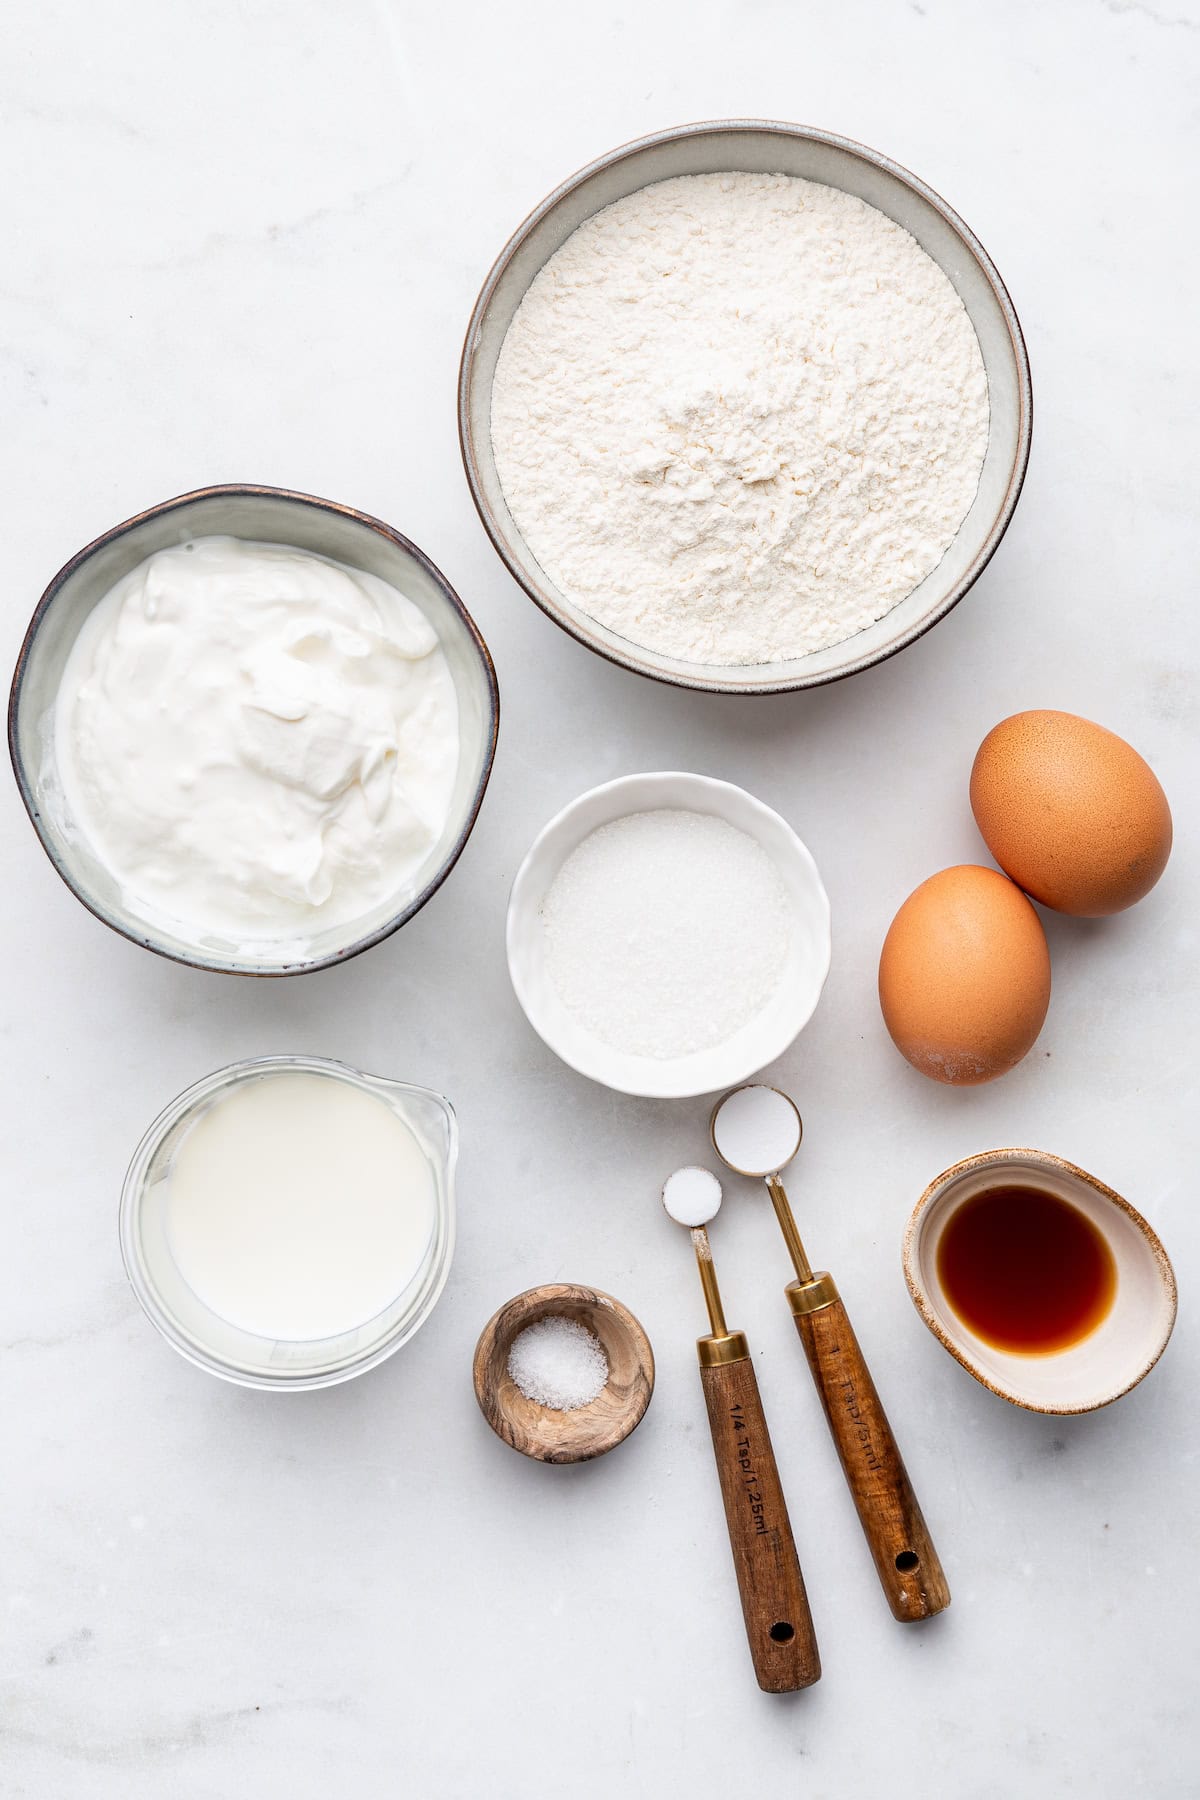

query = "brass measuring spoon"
[
  {"left": 709, "top": 1087, "right": 950, "bottom": 1624},
  {"left": 661, "top": 1167, "right": 820, "bottom": 1692}
]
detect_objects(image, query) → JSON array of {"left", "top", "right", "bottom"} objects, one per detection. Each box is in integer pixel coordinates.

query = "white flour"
[{"left": 491, "top": 171, "right": 989, "bottom": 666}]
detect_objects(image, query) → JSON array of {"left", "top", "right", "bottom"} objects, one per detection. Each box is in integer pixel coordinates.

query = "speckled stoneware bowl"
[
  {"left": 903, "top": 1149, "right": 1177, "bottom": 1414},
  {"left": 8, "top": 485, "right": 499, "bottom": 976},
  {"left": 460, "top": 118, "right": 1032, "bottom": 695}
]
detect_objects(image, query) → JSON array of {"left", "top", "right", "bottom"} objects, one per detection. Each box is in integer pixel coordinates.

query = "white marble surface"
[{"left": 3, "top": 2, "right": 1197, "bottom": 1794}]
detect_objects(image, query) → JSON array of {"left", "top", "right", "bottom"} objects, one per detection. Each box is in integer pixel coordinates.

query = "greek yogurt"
[{"left": 53, "top": 536, "right": 460, "bottom": 952}]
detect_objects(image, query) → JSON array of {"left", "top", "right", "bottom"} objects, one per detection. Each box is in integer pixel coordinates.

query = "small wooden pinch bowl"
[{"left": 473, "top": 1283, "right": 655, "bottom": 1463}]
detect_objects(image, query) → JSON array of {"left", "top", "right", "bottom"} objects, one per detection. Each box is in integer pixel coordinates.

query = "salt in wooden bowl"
[{"left": 472, "top": 1283, "right": 655, "bottom": 1463}]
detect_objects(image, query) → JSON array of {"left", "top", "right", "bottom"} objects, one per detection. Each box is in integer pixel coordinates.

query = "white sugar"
[
  {"left": 541, "top": 809, "right": 792, "bottom": 1059},
  {"left": 507, "top": 1317, "right": 609, "bottom": 1411}
]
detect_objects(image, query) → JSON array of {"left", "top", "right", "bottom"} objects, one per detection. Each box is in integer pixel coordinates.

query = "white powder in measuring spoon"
[
  {"left": 541, "top": 810, "right": 792, "bottom": 1059},
  {"left": 492, "top": 171, "right": 989, "bottom": 667}
]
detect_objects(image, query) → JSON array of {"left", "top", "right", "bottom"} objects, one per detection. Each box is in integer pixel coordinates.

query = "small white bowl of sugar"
[{"left": 506, "top": 772, "right": 831, "bottom": 1099}]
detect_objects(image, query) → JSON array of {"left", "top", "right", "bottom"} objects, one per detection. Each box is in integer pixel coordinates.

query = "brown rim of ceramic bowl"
[
  {"left": 8, "top": 484, "right": 500, "bottom": 977},
  {"left": 458, "top": 117, "right": 1033, "bottom": 697},
  {"left": 902, "top": 1147, "right": 1178, "bottom": 1415}
]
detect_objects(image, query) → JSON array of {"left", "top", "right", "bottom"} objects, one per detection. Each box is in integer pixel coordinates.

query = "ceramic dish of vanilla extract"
[{"left": 904, "top": 1149, "right": 1177, "bottom": 1414}]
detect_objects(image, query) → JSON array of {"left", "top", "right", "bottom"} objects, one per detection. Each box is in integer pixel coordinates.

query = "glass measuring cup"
[{"left": 119, "top": 1055, "right": 457, "bottom": 1390}]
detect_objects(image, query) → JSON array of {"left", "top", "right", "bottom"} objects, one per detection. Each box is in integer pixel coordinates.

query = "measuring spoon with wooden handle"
[
  {"left": 662, "top": 1168, "right": 821, "bottom": 1692},
  {"left": 709, "top": 1088, "right": 950, "bottom": 1625}
]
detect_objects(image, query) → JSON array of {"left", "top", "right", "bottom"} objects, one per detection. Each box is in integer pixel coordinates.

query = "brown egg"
[
  {"left": 970, "top": 710, "right": 1172, "bottom": 915},
  {"left": 879, "top": 865, "right": 1051, "bottom": 1085}
]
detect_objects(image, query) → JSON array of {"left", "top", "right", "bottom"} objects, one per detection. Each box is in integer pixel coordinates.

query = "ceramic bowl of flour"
[
  {"left": 460, "top": 120, "right": 1032, "bottom": 695},
  {"left": 506, "top": 772, "right": 831, "bottom": 1099},
  {"left": 8, "top": 485, "right": 499, "bottom": 975}
]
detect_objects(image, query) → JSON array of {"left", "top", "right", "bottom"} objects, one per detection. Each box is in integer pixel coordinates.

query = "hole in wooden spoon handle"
[{"left": 790, "top": 1291, "right": 950, "bottom": 1621}]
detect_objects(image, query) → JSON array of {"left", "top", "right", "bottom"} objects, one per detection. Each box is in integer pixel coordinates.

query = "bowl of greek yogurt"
[
  {"left": 8, "top": 486, "right": 499, "bottom": 974},
  {"left": 460, "top": 119, "right": 1032, "bottom": 694}
]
